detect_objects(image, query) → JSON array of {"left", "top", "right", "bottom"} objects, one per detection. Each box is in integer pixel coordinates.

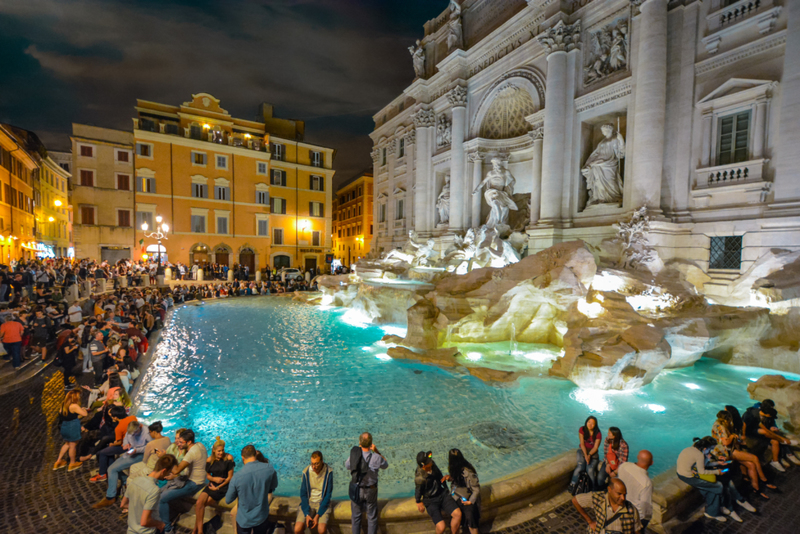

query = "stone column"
[
  {"left": 255, "top": 270, "right": 262, "bottom": 282},
  {"left": 412, "top": 109, "right": 436, "bottom": 234},
  {"left": 630, "top": 0, "right": 668, "bottom": 211},
  {"left": 530, "top": 128, "right": 544, "bottom": 226},
  {"left": 773, "top": 0, "right": 800, "bottom": 201},
  {"left": 448, "top": 86, "right": 469, "bottom": 232},
  {"left": 753, "top": 98, "right": 768, "bottom": 159},
  {"left": 197, "top": 269, "right": 204, "bottom": 282},
  {"left": 700, "top": 112, "right": 713, "bottom": 168},
  {"left": 227, "top": 269, "right": 234, "bottom": 282},
  {"left": 469, "top": 152, "right": 484, "bottom": 228},
  {"left": 537, "top": 20, "right": 580, "bottom": 225}
]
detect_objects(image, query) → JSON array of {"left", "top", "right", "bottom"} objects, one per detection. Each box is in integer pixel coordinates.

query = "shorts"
[
  {"left": 31, "top": 337, "right": 47, "bottom": 348},
  {"left": 424, "top": 491, "right": 459, "bottom": 525},
  {"left": 296, "top": 506, "right": 330, "bottom": 526}
]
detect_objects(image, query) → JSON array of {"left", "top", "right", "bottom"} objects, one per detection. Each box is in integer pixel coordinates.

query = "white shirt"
[
  {"left": 68, "top": 305, "right": 83, "bottom": 323},
  {"left": 182, "top": 443, "right": 208, "bottom": 486},
  {"left": 617, "top": 462, "right": 653, "bottom": 521},
  {"left": 676, "top": 447, "right": 719, "bottom": 478}
]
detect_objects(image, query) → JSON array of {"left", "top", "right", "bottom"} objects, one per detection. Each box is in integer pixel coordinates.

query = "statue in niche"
[
  {"left": 436, "top": 115, "right": 451, "bottom": 148},
  {"left": 472, "top": 158, "right": 518, "bottom": 229},
  {"left": 447, "top": 0, "right": 463, "bottom": 51},
  {"left": 436, "top": 174, "right": 451, "bottom": 225},
  {"left": 584, "top": 20, "right": 629, "bottom": 85},
  {"left": 408, "top": 40, "right": 426, "bottom": 78},
  {"left": 582, "top": 124, "right": 625, "bottom": 208}
]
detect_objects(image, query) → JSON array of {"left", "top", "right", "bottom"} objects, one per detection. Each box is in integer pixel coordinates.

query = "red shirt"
[
  {"left": 579, "top": 427, "right": 602, "bottom": 453},
  {"left": 0, "top": 320, "right": 25, "bottom": 344},
  {"left": 115, "top": 415, "right": 137, "bottom": 442}
]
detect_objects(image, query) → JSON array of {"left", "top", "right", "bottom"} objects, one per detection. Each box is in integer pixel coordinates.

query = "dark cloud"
[{"left": 0, "top": 0, "right": 446, "bottom": 184}]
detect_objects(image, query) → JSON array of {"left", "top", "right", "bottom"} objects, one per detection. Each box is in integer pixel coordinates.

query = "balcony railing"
[
  {"left": 695, "top": 158, "right": 767, "bottom": 189},
  {"left": 133, "top": 118, "right": 269, "bottom": 153}
]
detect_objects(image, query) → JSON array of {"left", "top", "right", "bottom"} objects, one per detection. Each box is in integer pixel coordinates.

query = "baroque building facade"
[
  {"left": 371, "top": 0, "right": 799, "bottom": 291},
  {"left": 332, "top": 172, "right": 374, "bottom": 266}
]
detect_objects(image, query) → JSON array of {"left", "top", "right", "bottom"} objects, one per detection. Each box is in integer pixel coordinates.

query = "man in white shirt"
[
  {"left": 158, "top": 429, "right": 207, "bottom": 533},
  {"left": 617, "top": 450, "right": 653, "bottom": 529},
  {"left": 67, "top": 303, "right": 83, "bottom": 324}
]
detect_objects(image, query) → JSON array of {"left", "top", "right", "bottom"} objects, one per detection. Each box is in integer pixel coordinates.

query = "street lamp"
[
  {"left": 54, "top": 199, "right": 62, "bottom": 207},
  {"left": 141, "top": 215, "right": 169, "bottom": 267}
]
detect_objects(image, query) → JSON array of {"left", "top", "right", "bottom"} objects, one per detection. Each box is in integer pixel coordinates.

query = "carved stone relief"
[
  {"left": 437, "top": 114, "right": 452, "bottom": 148},
  {"left": 584, "top": 18, "right": 629, "bottom": 86}
]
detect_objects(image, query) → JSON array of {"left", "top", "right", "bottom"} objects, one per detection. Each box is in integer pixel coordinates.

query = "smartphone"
[{"left": 127, "top": 449, "right": 136, "bottom": 454}]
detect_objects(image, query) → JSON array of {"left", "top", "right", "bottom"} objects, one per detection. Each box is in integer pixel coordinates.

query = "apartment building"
[
  {"left": 35, "top": 156, "right": 72, "bottom": 257},
  {"left": 0, "top": 124, "right": 39, "bottom": 263},
  {"left": 332, "top": 172, "right": 373, "bottom": 266}
]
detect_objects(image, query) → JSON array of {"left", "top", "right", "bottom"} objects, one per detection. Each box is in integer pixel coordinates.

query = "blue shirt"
[
  {"left": 344, "top": 449, "right": 389, "bottom": 487},
  {"left": 225, "top": 461, "right": 279, "bottom": 528}
]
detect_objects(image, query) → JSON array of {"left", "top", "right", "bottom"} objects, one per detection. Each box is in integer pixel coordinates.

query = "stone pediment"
[
  {"left": 377, "top": 192, "right": 388, "bottom": 200},
  {"left": 393, "top": 187, "right": 407, "bottom": 196},
  {"left": 181, "top": 93, "right": 229, "bottom": 116},
  {"left": 697, "top": 79, "right": 777, "bottom": 109}
]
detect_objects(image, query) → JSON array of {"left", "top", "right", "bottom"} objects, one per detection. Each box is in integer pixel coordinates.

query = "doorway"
[
  {"left": 274, "top": 255, "right": 291, "bottom": 270},
  {"left": 239, "top": 248, "right": 255, "bottom": 275},
  {"left": 304, "top": 257, "right": 317, "bottom": 272}
]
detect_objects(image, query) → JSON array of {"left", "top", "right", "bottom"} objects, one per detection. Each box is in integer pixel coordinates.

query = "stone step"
[{"left": 0, "top": 355, "right": 54, "bottom": 394}]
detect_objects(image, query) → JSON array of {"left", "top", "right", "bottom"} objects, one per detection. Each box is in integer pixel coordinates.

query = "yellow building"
[
  {"left": 132, "top": 93, "right": 335, "bottom": 272},
  {"left": 71, "top": 124, "right": 135, "bottom": 262},
  {"left": 0, "top": 124, "right": 39, "bottom": 263},
  {"left": 35, "top": 156, "right": 72, "bottom": 257},
  {"left": 332, "top": 172, "right": 373, "bottom": 266}
]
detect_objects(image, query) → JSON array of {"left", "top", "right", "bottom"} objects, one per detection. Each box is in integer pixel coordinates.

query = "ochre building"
[
  {"left": 332, "top": 172, "right": 373, "bottom": 266},
  {"left": 35, "top": 155, "right": 72, "bottom": 258},
  {"left": 0, "top": 124, "right": 40, "bottom": 263},
  {"left": 132, "top": 93, "right": 334, "bottom": 272}
]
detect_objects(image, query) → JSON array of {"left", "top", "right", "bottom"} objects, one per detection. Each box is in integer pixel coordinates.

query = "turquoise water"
[{"left": 134, "top": 298, "right": 799, "bottom": 498}]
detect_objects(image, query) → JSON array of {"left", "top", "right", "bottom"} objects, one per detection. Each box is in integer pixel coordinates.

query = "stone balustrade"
[{"left": 695, "top": 158, "right": 767, "bottom": 189}]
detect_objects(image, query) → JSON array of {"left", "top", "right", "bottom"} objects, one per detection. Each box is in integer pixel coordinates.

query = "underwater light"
[
  {"left": 646, "top": 404, "right": 666, "bottom": 413},
  {"left": 466, "top": 352, "right": 483, "bottom": 361},
  {"left": 375, "top": 353, "right": 392, "bottom": 361},
  {"left": 684, "top": 383, "right": 701, "bottom": 390}
]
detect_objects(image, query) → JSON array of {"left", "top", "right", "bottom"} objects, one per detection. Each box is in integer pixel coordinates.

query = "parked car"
[{"left": 280, "top": 268, "right": 304, "bottom": 282}]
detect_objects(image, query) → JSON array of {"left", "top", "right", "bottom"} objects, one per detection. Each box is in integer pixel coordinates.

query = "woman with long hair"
[
  {"left": 712, "top": 410, "right": 774, "bottom": 499},
  {"left": 448, "top": 449, "right": 480, "bottom": 534},
  {"left": 569, "top": 416, "right": 602, "bottom": 493},
  {"left": 54, "top": 389, "right": 88, "bottom": 471},
  {"left": 192, "top": 437, "right": 235, "bottom": 534},
  {"left": 597, "top": 426, "right": 628, "bottom": 488}
]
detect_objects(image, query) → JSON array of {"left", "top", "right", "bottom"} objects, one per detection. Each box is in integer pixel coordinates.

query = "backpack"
[
  {"left": 348, "top": 446, "right": 371, "bottom": 502},
  {"left": 571, "top": 471, "right": 592, "bottom": 496}
]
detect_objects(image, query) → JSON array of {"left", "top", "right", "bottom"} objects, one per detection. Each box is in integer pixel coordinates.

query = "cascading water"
[{"left": 509, "top": 323, "right": 517, "bottom": 355}]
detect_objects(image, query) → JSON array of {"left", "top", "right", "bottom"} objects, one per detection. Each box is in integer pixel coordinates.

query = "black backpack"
[
  {"left": 348, "top": 446, "right": 371, "bottom": 502},
  {"left": 571, "top": 471, "right": 592, "bottom": 496}
]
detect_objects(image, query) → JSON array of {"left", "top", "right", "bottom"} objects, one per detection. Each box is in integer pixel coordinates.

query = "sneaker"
[
  {"left": 787, "top": 453, "right": 800, "bottom": 466},
  {"left": 728, "top": 511, "right": 743, "bottom": 523},
  {"left": 789, "top": 439, "right": 799, "bottom": 446},
  {"left": 53, "top": 460, "right": 68, "bottom": 471},
  {"left": 721, "top": 507, "right": 731, "bottom": 515},
  {"left": 770, "top": 460, "right": 786, "bottom": 472},
  {"left": 83, "top": 369, "right": 93, "bottom": 373},
  {"left": 781, "top": 458, "right": 791, "bottom": 468},
  {"left": 89, "top": 474, "right": 107, "bottom": 483},
  {"left": 91, "top": 497, "right": 116, "bottom": 509},
  {"left": 737, "top": 500, "right": 756, "bottom": 513},
  {"left": 704, "top": 513, "right": 727, "bottom": 523},
  {"left": 68, "top": 462, "right": 83, "bottom": 472}
]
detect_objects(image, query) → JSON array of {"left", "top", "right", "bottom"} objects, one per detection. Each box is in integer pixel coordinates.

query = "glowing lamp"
[
  {"left": 141, "top": 221, "right": 149, "bottom": 231},
  {"left": 54, "top": 199, "right": 62, "bottom": 207},
  {"left": 156, "top": 215, "right": 163, "bottom": 224},
  {"left": 48, "top": 217, "right": 55, "bottom": 222},
  {"left": 161, "top": 223, "right": 169, "bottom": 232},
  {"left": 203, "top": 124, "right": 211, "bottom": 129},
  {"left": 142, "top": 254, "right": 149, "bottom": 260}
]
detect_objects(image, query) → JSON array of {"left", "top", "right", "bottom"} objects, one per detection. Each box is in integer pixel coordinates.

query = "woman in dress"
[
  {"left": 448, "top": 449, "right": 480, "bottom": 534},
  {"left": 192, "top": 437, "right": 235, "bottom": 534},
  {"left": 53, "top": 389, "right": 88, "bottom": 471}
]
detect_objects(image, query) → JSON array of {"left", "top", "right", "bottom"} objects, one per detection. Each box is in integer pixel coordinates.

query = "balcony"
[
  {"left": 695, "top": 158, "right": 767, "bottom": 189},
  {"left": 133, "top": 118, "right": 269, "bottom": 153},
  {"left": 703, "top": 0, "right": 781, "bottom": 53},
  {"left": 692, "top": 158, "right": 770, "bottom": 209}
]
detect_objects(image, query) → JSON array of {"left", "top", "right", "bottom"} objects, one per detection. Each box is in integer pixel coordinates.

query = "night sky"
[{"left": 0, "top": 0, "right": 446, "bottom": 185}]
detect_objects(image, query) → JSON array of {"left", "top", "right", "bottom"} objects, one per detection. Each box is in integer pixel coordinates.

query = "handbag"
[
  {"left": 698, "top": 473, "right": 716, "bottom": 483},
  {"left": 571, "top": 472, "right": 592, "bottom": 495}
]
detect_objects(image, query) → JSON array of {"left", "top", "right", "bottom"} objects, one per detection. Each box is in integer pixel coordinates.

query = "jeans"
[
  {"left": 159, "top": 480, "right": 202, "bottom": 527},
  {"left": 106, "top": 453, "right": 143, "bottom": 498},
  {"left": 236, "top": 516, "right": 273, "bottom": 534},
  {"left": 570, "top": 450, "right": 599, "bottom": 489},
  {"left": 61, "top": 363, "right": 74, "bottom": 387},
  {"left": 719, "top": 473, "right": 743, "bottom": 509},
  {"left": 82, "top": 347, "right": 92, "bottom": 372},
  {"left": 98, "top": 445, "right": 124, "bottom": 475},
  {"left": 351, "top": 486, "right": 379, "bottom": 534},
  {"left": 678, "top": 474, "right": 723, "bottom": 517},
  {"left": 4, "top": 342, "right": 21, "bottom": 368}
]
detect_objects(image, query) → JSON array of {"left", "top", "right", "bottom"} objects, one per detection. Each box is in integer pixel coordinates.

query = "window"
[
  {"left": 116, "top": 150, "right": 129, "bottom": 163},
  {"left": 80, "top": 206, "right": 95, "bottom": 225},
  {"left": 190, "top": 125, "right": 202, "bottom": 140},
  {"left": 273, "top": 228, "right": 284, "bottom": 244},
  {"left": 217, "top": 216, "right": 228, "bottom": 234},
  {"left": 358, "top": 205, "right": 362, "bottom": 216},
  {"left": 136, "top": 211, "right": 153, "bottom": 230},
  {"left": 214, "top": 186, "right": 229, "bottom": 200},
  {"left": 192, "top": 184, "right": 207, "bottom": 198},
  {"left": 370, "top": 224, "right": 373, "bottom": 235},
  {"left": 311, "top": 151, "right": 323, "bottom": 167},
  {"left": 139, "top": 118, "right": 156, "bottom": 132},
  {"left": 396, "top": 199, "right": 404, "bottom": 219},
  {"left": 216, "top": 155, "right": 228, "bottom": 169},
  {"left": 312, "top": 231, "right": 321, "bottom": 246},
  {"left": 271, "top": 197, "right": 286, "bottom": 214},
  {"left": 338, "top": 229, "right": 342, "bottom": 238},
  {"left": 165, "top": 123, "right": 180, "bottom": 135},
  {"left": 381, "top": 148, "right": 387, "bottom": 166},
  {"left": 191, "top": 215, "right": 206, "bottom": 233},
  {"left": 192, "top": 152, "right": 207, "bottom": 166},
  {"left": 310, "top": 202, "right": 324, "bottom": 217},
  {"left": 79, "top": 145, "right": 94, "bottom": 158},
  {"left": 257, "top": 161, "right": 268, "bottom": 175},
  {"left": 379, "top": 203, "right": 386, "bottom": 223},
  {"left": 271, "top": 143, "right": 284, "bottom": 161},
  {"left": 118, "top": 210, "right": 131, "bottom": 227},
  {"left": 270, "top": 169, "right": 286, "bottom": 186},
  {"left": 717, "top": 111, "right": 750, "bottom": 166},
  {"left": 116, "top": 174, "right": 130, "bottom": 191},
  {"left": 709, "top": 236, "right": 743, "bottom": 270},
  {"left": 137, "top": 176, "right": 156, "bottom": 193},
  {"left": 79, "top": 169, "right": 94, "bottom": 187},
  {"left": 310, "top": 175, "right": 324, "bottom": 191},
  {"left": 399, "top": 138, "right": 405, "bottom": 158},
  {"left": 257, "top": 219, "right": 269, "bottom": 236},
  {"left": 136, "top": 143, "right": 151, "bottom": 157},
  {"left": 256, "top": 190, "right": 269, "bottom": 205}
]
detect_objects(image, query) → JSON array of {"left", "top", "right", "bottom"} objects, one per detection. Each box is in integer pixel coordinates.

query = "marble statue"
[
  {"left": 473, "top": 158, "right": 518, "bottom": 229},
  {"left": 584, "top": 19, "right": 629, "bottom": 85},
  {"left": 382, "top": 231, "right": 437, "bottom": 267},
  {"left": 436, "top": 174, "right": 451, "bottom": 225},
  {"left": 441, "top": 228, "right": 477, "bottom": 273},
  {"left": 436, "top": 114, "right": 451, "bottom": 148},
  {"left": 447, "top": 0, "right": 463, "bottom": 51},
  {"left": 473, "top": 226, "right": 521, "bottom": 268},
  {"left": 408, "top": 39, "right": 425, "bottom": 78},
  {"left": 582, "top": 124, "right": 625, "bottom": 207}
]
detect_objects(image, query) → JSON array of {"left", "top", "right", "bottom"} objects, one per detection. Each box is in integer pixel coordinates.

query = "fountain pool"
[{"left": 135, "top": 298, "right": 799, "bottom": 498}]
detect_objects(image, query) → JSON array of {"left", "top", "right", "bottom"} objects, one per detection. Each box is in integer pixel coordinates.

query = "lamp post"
[{"left": 141, "top": 215, "right": 169, "bottom": 267}]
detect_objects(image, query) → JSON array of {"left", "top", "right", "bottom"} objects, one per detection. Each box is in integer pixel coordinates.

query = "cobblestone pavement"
[{"left": 2, "top": 368, "right": 799, "bottom": 534}]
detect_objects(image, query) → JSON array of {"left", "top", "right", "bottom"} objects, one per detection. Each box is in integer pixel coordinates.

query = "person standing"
[
  {"left": 572, "top": 478, "right": 642, "bottom": 534},
  {"left": 414, "top": 451, "right": 461, "bottom": 534},
  {"left": 0, "top": 315, "right": 25, "bottom": 368},
  {"left": 56, "top": 333, "right": 79, "bottom": 390},
  {"left": 30, "top": 307, "right": 52, "bottom": 363},
  {"left": 294, "top": 451, "right": 333, "bottom": 534},
  {"left": 88, "top": 331, "right": 110, "bottom": 386},
  {"left": 121, "top": 454, "right": 177, "bottom": 534},
  {"left": 53, "top": 389, "right": 88, "bottom": 472},
  {"left": 226, "top": 444, "right": 279, "bottom": 534},
  {"left": 159, "top": 429, "right": 208, "bottom": 533},
  {"left": 345, "top": 432, "right": 388, "bottom": 534},
  {"left": 617, "top": 451, "right": 654, "bottom": 529},
  {"left": 448, "top": 449, "right": 480, "bottom": 534}
]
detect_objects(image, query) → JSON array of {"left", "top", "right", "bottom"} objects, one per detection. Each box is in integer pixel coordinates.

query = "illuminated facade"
[
  {"left": 0, "top": 124, "right": 39, "bottom": 263},
  {"left": 332, "top": 173, "right": 373, "bottom": 266},
  {"left": 133, "top": 93, "right": 334, "bottom": 272},
  {"left": 35, "top": 156, "right": 72, "bottom": 257}
]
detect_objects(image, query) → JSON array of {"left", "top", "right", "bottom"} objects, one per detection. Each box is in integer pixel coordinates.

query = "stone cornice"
[
  {"left": 574, "top": 76, "right": 632, "bottom": 113},
  {"left": 695, "top": 30, "right": 786, "bottom": 76}
]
